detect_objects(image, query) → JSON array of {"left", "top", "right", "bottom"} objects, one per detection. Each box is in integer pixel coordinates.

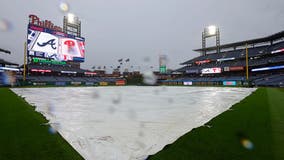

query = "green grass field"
[
  {"left": 0, "top": 88, "right": 83, "bottom": 160},
  {"left": 148, "top": 88, "right": 284, "bottom": 160}
]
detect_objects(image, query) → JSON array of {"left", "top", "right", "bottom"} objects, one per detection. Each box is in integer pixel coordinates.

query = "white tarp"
[{"left": 12, "top": 87, "right": 256, "bottom": 160}]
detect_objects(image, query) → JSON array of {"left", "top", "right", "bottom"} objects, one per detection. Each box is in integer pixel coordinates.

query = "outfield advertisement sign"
[
  {"left": 61, "top": 71, "right": 77, "bottom": 74},
  {"left": 85, "top": 82, "right": 94, "bottom": 86},
  {"left": 33, "top": 82, "right": 46, "bottom": 86},
  {"left": 32, "top": 58, "right": 66, "bottom": 65},
  {"left": 183, "top": 81, "right": 193, "bottom": 86},
  {"left": 201, "top": 67, "right": 221, "bottom": 74},
  {"left": 71, "top": 82, "right": 82, "bottom": 85},
  {"left": 223, "top": 81, "right": 237, "bottom": 86},
  {"left": 224, "top": 66, "right": 244, "bottom": 72},
  {"left": 116, "top": 80, "right": 126, "bottom": 86},
  {"left": 55, "top": 82, "right": 66, "bottom": 86},
  {"left": 31, "top": 69, "right": 51, "bottom": 73},
  {"left": 186, "top": 69, "right": 199, "bottom": 74}
]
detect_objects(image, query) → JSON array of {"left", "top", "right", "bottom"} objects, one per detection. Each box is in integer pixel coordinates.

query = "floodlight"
[
  {"left": 202, "top": 25, "right": 220, "bottom": 55},
  {"left": 67, "top": 13, "right": 75, "bottom": 24},
  {"left": 207, "top": 25, "right": 217, "bottom": 35}
]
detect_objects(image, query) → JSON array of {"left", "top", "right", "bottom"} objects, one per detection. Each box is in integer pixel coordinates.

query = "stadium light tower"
[
  {"left": 202, "top": 25, "right": 220, "bottom": 55},
  {"left": 63, "top": 13, "right": 81, "bottom": 37}
]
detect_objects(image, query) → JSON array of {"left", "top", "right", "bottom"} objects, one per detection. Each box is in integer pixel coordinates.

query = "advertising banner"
[
  {"left": 31, "top": 69, "right": 52, "bottom": 73},
  {"left": 55, "top": 82, "right": 66, "bottom": 86},
  {"left": 223, "top": 66, "right": 244, "bottom": 71},
  {"left": 195, "top": 59, "right": 210, "bottom": 65},
  {"left": 230, "top": 66, "right": 244, "bottom": 71},
  {"left": 116, "top": 80, "right": 126, "bottom": 86},
  {"left": 201, "top": 67, "right": 221, "bottom": 74},
  {"left": 223, "top": 81, "right": 237, "bottom": 86},
  {"left": 85, "top": 82, "right": 94, "bottom": 86},
  {"left": 186, "top": 69, "right": 199, "bottom": 74},
  {"left": 84, "top": 72, "right": 97, "bottom": 75},
  {"left": 183, "top": 81, "right": 193, "bottom": 86},
  {"left": 217, "top": 57, "right": 235, "bottom": 62},
  {"left": 99, "top": 82, "right": 108, "bottom": 86},
  {"left": 71, "top": 82, "right": 82, "bottom": 85}
]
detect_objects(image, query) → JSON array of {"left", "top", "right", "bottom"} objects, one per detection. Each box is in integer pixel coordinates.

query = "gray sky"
[{"left": 0, "top": 0, "right": 283, "bottom": 72}]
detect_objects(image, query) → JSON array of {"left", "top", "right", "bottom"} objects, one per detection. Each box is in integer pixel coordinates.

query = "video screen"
[{"left": 27, "top": 26, "right": 85, "bottom": 62}]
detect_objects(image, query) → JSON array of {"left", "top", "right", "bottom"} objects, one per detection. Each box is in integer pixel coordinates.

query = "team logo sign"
[
  {"left": 37, "top": 39, "right": 57, "bottom": 50},
  {"left": 31, "top": 32, "right": 59, "bottom": 54}
]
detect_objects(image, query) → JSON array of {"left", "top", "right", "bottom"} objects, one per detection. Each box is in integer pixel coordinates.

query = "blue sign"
[{"left": 223, "top": 81, "right": 237, "bottom": 86}]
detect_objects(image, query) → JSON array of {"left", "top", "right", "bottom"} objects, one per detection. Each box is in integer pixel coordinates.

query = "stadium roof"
[{"left": 194, "top": 30, "right": 284, "bottom": 52}]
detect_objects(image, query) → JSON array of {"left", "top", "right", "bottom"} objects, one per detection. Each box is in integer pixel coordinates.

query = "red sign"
[
  {"left": 29, "top": 14, "right": 62, "bottom": 32},
  {"left": 229, "top": 66, "right": 244, "bottom": 71},
  {"left": 31, "top": 69, "right": 52, "bottom": 73},
  {"left": 84, "top": 72, "right": 97, "bottom": 75},
  {"left": 116, "top": 80, "right": 126, "bottom": 86},
  {"left": 195, "top": 59, "right": 210, "bottom": 65}
]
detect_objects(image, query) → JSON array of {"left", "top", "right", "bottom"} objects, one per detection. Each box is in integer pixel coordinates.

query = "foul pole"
[
  {"left": 246, "top": 43, "right": 249, "bottom": 80},
  {"left": 23, "top": 42, "right": 27, "bottom": 81}
]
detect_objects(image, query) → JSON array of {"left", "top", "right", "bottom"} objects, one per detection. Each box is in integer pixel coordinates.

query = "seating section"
[
  {"left": 26, "top": 75, "right": 121, "bottom": 83},
  {"left": 253, "top": 74, "right": 284, "bottom": 87},
  {"left": 175, "top": 41, "right": 284, "bottom": 87},
  {"left": 21, "top": 63, "right": 123, "bottom": 84},
  {"left": 28, "top": 64, "right": 88, "bottom": 73}
]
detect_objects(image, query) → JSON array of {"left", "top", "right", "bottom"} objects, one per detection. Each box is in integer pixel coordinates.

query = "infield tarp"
[{"left": 12, "top": 87, "right": 256, "bottom": 160}]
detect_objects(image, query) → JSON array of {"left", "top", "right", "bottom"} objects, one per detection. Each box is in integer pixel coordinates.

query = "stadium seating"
[
  {"left": 173, "top": 39, "right": 284, "bottom": 87},
  {"left": 253, "top": 74, "right": 284, "bottom": 87}
]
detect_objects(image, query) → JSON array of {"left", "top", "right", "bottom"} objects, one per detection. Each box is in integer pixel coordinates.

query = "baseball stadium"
[{"left": 1, "top": 2, "right": 284, "bottom": 160}]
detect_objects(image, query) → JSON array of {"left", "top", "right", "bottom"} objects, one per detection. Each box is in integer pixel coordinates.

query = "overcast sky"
[{"left": 0, "top": 0, "right": 283, "bottom": 72}]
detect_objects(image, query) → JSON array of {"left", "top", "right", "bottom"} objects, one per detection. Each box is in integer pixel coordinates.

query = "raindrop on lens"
[
  {"left": 143, "top": 71, "right": 157, "bottom": 85},
  {"left": 108, "top": 106, "right": 116, "bottom": 114},
  {"left": 93, "top": 91, "right": 100, "bottom": 99},
  {"left": 59, "top": 1, "right": 69, "bottom": 12},
  {"left": 128, "top": 109, "right": 137, "bottom": 120},
  {"left": 136, "top": 141, "right": 146, "bottom": 149},
  {"left": 48, "top": 126, "right": 57, "bottom": 134},
  {"left": 47, "top": 102, "right": 55, "bottom": 117},
  {"left": 112, "top": 94, "right": 121, "bottom": 104},
  {"left": 139, "top": 122, "right": 145, "bottom": 128},
  {"left": 168, "top": 98, "right": 173, "bottom": 104},
  {"left": 138, "top": 130, "right": 144, "bottom": 137},
  {"left": 0, "top": 19, "right": 12, "bottom": 32},
  {"left": 143, "top": 57, "right": 150, "bottom": 62},
  {"left": 153, "top": 89, "right": 159, "bottom": 95},
  {"left": 241, "top": 139, "right": 254, "bottom": 150}
]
